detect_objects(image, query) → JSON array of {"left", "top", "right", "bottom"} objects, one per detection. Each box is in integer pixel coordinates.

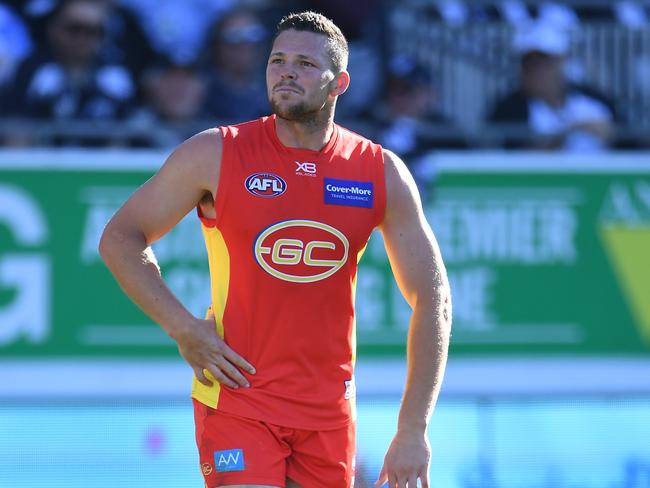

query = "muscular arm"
[
  {"left": 376, "top": 150, "right": 452, "bottom": 488},
  {"left": 99, "top": 129, "right": 254, "bottom": 387},
  {"left": 99, "top": 129, "right": 219, "bottom": 336}
]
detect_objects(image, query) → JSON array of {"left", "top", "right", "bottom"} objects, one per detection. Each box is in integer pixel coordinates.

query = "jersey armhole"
[{"left": 196, "top": 126, "right": 231, "bottom": 228}]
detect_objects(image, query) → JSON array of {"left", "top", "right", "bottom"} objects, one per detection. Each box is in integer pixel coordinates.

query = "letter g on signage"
[
  {"left": 254, "top": 220, "right": 349, "bottom": 283},
  {"left": 0, "top": 184, "right": 50, "bottom": 345}
]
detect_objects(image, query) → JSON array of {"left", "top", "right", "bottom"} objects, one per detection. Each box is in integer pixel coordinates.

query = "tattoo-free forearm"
[
  {"left": 397, "top": 267, "right": 451, "bottom": 434},
  {"left": 99, "top": 224, "right": 194, "bottom": 340}
]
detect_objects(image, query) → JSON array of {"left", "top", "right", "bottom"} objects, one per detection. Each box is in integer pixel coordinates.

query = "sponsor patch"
[
  {"left": 295, "top": 161, "right": 317, "bottom": 176},
  {"left": 214, "top": 448, "right": 245, "bottom": 472},
  {"left": 324, "top": 178, "right": 373, "bottom": 208},
  {"left": 245, "top": 173, "right": 287, "bottom": 198},
  {"left": 254, "top": 219, "right": 349, "bottom": 283}
]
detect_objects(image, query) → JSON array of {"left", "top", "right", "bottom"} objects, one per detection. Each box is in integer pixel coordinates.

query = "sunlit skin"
[{"left": 266, "top": 29, "right": 349, "bottom": 151}]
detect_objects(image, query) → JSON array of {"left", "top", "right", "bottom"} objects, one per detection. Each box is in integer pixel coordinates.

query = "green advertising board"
[{"left": 1, "top": 150, "right": 649, "bottom": 358}]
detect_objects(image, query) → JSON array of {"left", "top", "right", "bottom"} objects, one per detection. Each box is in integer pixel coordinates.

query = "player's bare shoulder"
[
  {"left": 381, "top": 148, "right": 425, "bottom": 228},
  {"left": 382, "top": 149, "right": 419, "bottom": 199},
  {"left": 165, "top": 128, "right": 223, "bottom": 197}
]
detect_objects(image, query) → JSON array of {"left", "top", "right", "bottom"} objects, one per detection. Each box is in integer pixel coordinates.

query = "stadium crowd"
[{"left": 1, "top": 0, "right": 649, "bottom": 155}]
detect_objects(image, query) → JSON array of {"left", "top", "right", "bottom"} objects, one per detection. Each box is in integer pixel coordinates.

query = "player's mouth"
[{"left": 274, "top": 83, "right": 303, "bottom": 94}]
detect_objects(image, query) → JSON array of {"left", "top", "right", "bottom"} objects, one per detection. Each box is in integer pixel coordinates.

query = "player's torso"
[
  {"left": 215, "top": 116, "right": 384, "bottom": 310},
  {"left": 223, "top": 146, "right": 377, "bottom": 284},
  {"left": 195, "top": 116, "right": 385, "bottom": 429}
]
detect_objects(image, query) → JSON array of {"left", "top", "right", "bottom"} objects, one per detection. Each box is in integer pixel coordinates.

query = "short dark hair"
[{"left": 274, "top": 11, "right": 348, "bottom": 73}]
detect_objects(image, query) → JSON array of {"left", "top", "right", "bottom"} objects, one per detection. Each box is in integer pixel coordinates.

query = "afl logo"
[
  {"left": 254, "top": 219, "right": 349, "bottom": 283},
  {"left": 245, "top": 173, "right": 287, "bottom": 198}
]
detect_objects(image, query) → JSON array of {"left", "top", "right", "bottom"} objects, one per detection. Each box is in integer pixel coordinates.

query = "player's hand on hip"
[
  {"left": 175, "top": 314, "right": 255, "bottom": 389},
  {"left": 375, "top": 428, "right": 431, "bottom": 488}
]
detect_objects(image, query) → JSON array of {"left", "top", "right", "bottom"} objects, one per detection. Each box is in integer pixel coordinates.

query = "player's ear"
[{"left": 330, "top": 71, "right": 350, "bottom": 97}]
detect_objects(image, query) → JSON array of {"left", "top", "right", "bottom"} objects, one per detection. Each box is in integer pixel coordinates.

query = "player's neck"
[{"left": 274, "top": 111, "right": 335, "bottom": 152}]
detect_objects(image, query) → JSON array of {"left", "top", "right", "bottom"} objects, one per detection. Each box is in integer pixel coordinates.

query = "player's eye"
[
  {"left": 300, "top": 61, "right": 315, "bottom": 67},
  {"left": 270, "top": 58, "right": 283, "bottom": 64}
]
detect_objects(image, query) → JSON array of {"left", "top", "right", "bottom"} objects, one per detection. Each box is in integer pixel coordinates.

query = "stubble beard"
[{"left": 269, "top": 94, "right": 332, "bottom": 125}]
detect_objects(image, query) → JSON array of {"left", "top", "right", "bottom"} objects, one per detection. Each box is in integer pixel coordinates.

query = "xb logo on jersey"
[
  {"left": 295, "top": 161, "right": 317, "bottom": 177},
  {"left": 245, "top": 173, "right": 287, "bottom": 197},
  {"left": 254, "top": 219, "right": 349, "bottom": 283}
]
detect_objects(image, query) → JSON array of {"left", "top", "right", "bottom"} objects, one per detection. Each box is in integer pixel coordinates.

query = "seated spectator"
[
  {"left": 3, "top": 0, "right": 136, "bottom": 139},
  {"left": 135, "top": 58, "right": 207, "bottom": 147},
  {"left": 200, "top": 8, "right": 269, "bottom": 123},
  {"left": 366, "top": 55, "right": 467, "bottom": 164},
  {"left": 487, "top": 22, "right": 616, "bottom": 151},
  {"left": 142, "top": 59, "right": 205, "bottom": 124}
]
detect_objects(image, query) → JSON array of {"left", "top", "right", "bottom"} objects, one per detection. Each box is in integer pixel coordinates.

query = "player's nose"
[{"left": 281, "top": 70, "right": 297, "bottom": 80}]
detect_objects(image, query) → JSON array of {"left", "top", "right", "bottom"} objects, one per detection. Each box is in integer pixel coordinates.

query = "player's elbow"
[
  {"left": 98, "top": 218, "right": 138, "bottom": 266},
  {"left": 98, "top": 219, "right": 119, "bottom": 265}
]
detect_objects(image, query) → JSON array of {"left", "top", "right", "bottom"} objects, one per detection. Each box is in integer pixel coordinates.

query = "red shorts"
[{"left": 193, "top": 399, "right": 356, "bottom": 487}]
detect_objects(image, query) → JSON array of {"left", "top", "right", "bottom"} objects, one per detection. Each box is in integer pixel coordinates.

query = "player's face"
[{"left": 266, "top": 29, "right": 338, "bottom": 121}]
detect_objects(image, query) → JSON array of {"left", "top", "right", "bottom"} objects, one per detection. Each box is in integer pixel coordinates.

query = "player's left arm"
[{"left": 375, "top": 149, "right": 452, "bottom": 488}]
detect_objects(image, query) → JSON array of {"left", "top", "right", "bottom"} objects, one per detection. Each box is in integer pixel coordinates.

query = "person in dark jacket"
[{"left": 5, "top": 0, "right": 136, "bottom": 130}]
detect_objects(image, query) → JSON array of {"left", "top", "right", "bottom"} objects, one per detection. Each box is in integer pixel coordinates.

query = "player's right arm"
[{"left": 98, "top": 129, "right": 255, "bottom": 389}]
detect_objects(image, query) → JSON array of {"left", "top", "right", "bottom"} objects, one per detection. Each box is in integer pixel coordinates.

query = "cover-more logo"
[
  {"left": 245, "top": 173, "right": 287, "bottom": 198},
  {"left": 254, "top": 219, "right": 349, "bottom": 283}
]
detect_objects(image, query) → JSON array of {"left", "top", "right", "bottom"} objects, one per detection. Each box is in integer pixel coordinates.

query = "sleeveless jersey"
[{"left": 192, "top": 114, "right": 386, "bottom": 430}]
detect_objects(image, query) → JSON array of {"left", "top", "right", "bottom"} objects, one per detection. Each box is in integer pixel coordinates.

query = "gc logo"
[{"left": 254, "top": 219, "right": 349, "bottom": 283}]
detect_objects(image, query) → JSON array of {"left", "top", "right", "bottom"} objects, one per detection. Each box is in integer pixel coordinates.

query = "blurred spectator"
[
  {"left": 200, "top": 8, "right": 269, "bottom": 123},
  {"left": 366, "top": 55, "right": 466, "bottom": 164},
  {"left": 4, "top": 0, "right": 156, "bottom": 95},
  {"left": 487, "top": 22, "right": 616, "bottom": 152},
  {"left": 3, "top": 0, "right": 136, "bottom": 136},
  {"left": 142, "top": 60, "right": 205, "bottom": 124},
  {"left": 119, "top": 0, "right": 233, "bottom": 66},
  {"left": 0, "top": 3, "right": 33, "bottom": 87}
]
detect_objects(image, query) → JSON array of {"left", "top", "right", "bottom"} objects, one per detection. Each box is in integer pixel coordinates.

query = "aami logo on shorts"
[
  {"left": 245, "top": 173, "right": 287, "bottom": 198},
  {"left": 214, "top": 448, "right": 245, "bottom": 472},
  {"left": 254, "top": 219, "right": 349, "bottom": 283}
]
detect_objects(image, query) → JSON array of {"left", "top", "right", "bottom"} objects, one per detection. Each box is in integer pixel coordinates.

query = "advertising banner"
[{"left": 1, "top": 150, "right": 649, "bottom": 358}]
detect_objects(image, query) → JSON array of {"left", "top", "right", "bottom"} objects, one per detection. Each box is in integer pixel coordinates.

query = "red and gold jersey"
[{"left": 192, "top": 115, "right": 386, "bottom": 430}]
